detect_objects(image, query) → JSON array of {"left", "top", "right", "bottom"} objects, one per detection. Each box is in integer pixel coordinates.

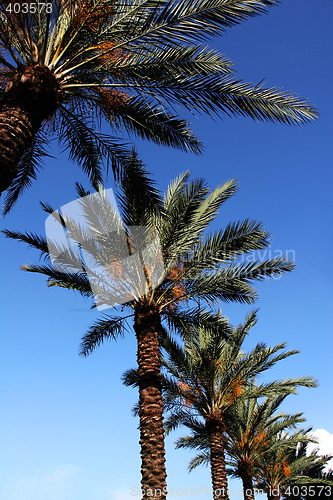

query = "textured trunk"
[
  {"left": 134, "top": 304, "right": 167, "bottom": 499},
  {"left": 241, "top": 471, "right": 255, "bottom": 500},
  {"left": 0, "top": 64, "right": 61, "bottom": 193},
  {"left": 206, "top": 414, "right": 229, "bottom": 500}
]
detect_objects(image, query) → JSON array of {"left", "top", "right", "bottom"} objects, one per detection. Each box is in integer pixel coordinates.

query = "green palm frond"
[
  {"left": 187, "top": 219, "right": 270, "bottom": 271},
  {"left": 122, "top": 0, "right": 279, "bottom": 45},
  {"left": 122, "top": 367, "right": 140, "bottom": 388},
  {"left": 56, "top": 106, "right": 131, "bottom": 184},
  {"left": 252, "top": 377, "right": 318, "bottom": 399},
  {"left": 2, "top": 229, "right": 50, "bottom": 258},
  {"left": 175, "top": 430, "right": 209, "bottom": 452},
  {"left": 101, "top": 96, "right": 204, "bottom": 154},
  {"left": 2, "top": 132, "right": 53, "bottom": 215},
  {"left": 117, "top": 150, "right": 163, "bottom": 226},
  {"left": 79, "top": 315, "right": 131, "bottom": 356},
  {"left": 188, "top": 451, "right": 211, "bottom": 471},
  {"left": 165, "top": 307, "right": 232, "bottom": 340},
  {"left": 184, "top": 269, "right": 258, "bottom": 305},
  {"left": 161, "top": 176, "right": 210, "bottom": 253},
  {"left": 21, "top": 263, "right": 93, "bottom": 297},
  {"left": 115, "top": 44, "right": 234, "bottom": 80},
  {"left": 151, "top": 75, "right": 318, "bottom": 123},
  {"left": 179, "top": 179, "right": 239, "bottom": 249}
]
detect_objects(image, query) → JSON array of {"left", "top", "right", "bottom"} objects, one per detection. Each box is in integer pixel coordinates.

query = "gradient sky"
[{"left": 1, "top": 1, "right": 332, "bottom": 499}]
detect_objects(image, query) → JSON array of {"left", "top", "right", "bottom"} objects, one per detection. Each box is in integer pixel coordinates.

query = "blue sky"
[{"left": 1, "top": 1, "right": 332, "bottom": 499}]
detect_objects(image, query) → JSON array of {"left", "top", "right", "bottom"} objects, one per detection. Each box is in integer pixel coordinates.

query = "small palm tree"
[
  {"left": 155, "top": 311, "right": 316, "bottom": 500},
  {"left": 4, "top": 157, "right": 297, "bottom": 497},
  {"left": 0, "top": 0, "right": 318, "bottom": 210},
  {"left": 256, "top": 430, "right": 332, "bottom": 500},
  {"left": 225, "top": 389, "right": 308, "bottom": 500},
  {"left": 281, "top": 449, "right": 333, "bottom": 500}
]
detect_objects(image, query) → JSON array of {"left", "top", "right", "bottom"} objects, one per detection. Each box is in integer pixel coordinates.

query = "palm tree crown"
[
  {"left": 3, "top": 154, "right": 297, "bottom": 322},
  {"left": 225, "top": 389, "right": 308, "bottom": 500},
  {"left": 0, "top": 0, "right": 318, "bottom": 211},
  {"left": 256, "top": 430, "right": 333, "bottom": 500}
]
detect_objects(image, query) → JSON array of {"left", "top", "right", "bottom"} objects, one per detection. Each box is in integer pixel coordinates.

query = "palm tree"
[
  {"left": 0, "top": 0, "right": 318, "bottom": 211},
  {"left": 3, "top": 157, "right": 297, "bottom": 497},
  {"left": 225, "top": 390, "right": 308, "bottom": 500},
  {"left": 281, "top": 448, "right": 333, "bottom": 500},
  {"left": 152, "top": 311, "right": 317, "bottom": 500},
  {"left": 256, "top": 430, "right": 332, "bottom": 500}
]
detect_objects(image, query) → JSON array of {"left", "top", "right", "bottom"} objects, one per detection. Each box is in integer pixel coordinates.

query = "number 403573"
[
  {"left": 285, "top": 485, "right": 332, "bottom": 497},
  {"left": 5, "top": 3, "right": 53, "bottom": 14}
]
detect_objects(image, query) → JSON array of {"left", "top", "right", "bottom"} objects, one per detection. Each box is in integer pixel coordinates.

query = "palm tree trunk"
[
  {"left": 0, "top": 64, "right": 61, "bottom": 194},
  {"left": 134, "top": 304, "right": 167, "bottom": 499},
  {"left": 241, "top": 471, "right": 255, "bottom": 500},
  {"left": 206, "top": 414, "right": 229, "bottom": 500},
  {"left": 0, "top": 103, "right": 34, "bottom": 193}
]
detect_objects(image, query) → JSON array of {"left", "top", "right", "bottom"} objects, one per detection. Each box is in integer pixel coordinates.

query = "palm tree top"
[
  {"left": 0, "top": 0, "right": 317, "bottom": 123},
  {"left": 0, "top": 0, "right": 319, "bottom": 212},
  {"left": 3, "top": 154, "right": 296, "bottom": 336},
  {"left": 256, "top": 428, "right": 333, "bottom": 497},
  {"left": 225, "top": 388, "right": 307, "bottom": 477},
  {"left": 161, "top": 311, "right": 317, "bottom": 425}
]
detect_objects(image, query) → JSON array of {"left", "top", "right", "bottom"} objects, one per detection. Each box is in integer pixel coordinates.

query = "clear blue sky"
[{"left": 1, "top": 1, "right": 332, "bottom": 499}]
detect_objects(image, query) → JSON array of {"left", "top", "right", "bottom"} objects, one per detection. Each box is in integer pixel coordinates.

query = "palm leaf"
[
  {"left": 79, "top": 315, "right": 130, "bottom": 356},
  {"left": 2, "top": 132, "right": 53, "bottom": 214}
]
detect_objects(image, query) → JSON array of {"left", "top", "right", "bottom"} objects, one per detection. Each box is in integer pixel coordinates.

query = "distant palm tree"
[
  {"left": 151, "top": 311, "right": 316, "bottom": 500},
  {"left": 3, "top": 157, "right": 296, "bottom": 497},
  {"left": 279, "top": 441, "right": 333, "bottom": 500},
  {"left": 256, "top": 430, "right": 332, "bottom": 500},
  {"left": 291, "top": 461, "right": 333, "bottom": 500},
  {"left": 225, "top": 389, "right": 307, "bottom": 500},
  {"left": 0, "top": 0, "right": 318, "bottom": 211}
]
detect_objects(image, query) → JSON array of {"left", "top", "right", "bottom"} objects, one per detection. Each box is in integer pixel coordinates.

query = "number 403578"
[{"left": 5, "top": 3, "right": 53, "bottom": 14}]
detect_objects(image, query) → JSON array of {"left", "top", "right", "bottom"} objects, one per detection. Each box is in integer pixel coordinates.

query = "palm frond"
[
  {"left": 141, "top": 75, "right": 318, "bottom": 124},
  {"left": 109, "top": 96, "right": 203, "bottom": 154},
  {"left": 117, "top": 150, "right": 163, "bottom": 226},
  {"left": 2, "top": 228, "right": 49, "bottom": 256},
  {"left": 165, "top": 307, "right": 231, "bottom": 340},
  {"left": 21, "top": 263, "right": 93, "bottom": 297},
  {"left": 2, "top": 131, "right": 52, "bottom": 214},
  {"left": 116, "top": 0, "right": 278, "bottom": 49},
  {"left": 122, "top": 367, "right": 140, "bottom": 388},
  {"left": 57, "top": 105, "right": 131, "bottom": 184},
  {"left": 188, "top": 451, "right": 210, "bottom": 471},
  {"left": 190, "top": 219, "right": 270, "bottom": 268},
  {"left": 170, "top": 179, "right": 239, "bottom": 255},
  {"left": 79, "top": 315, "right": 129, "bottom": 356}
]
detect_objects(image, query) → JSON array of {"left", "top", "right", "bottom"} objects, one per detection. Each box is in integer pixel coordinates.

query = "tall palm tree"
[
  {"left": 256, "top": 430, "right": 332, "bottom": 500},
  {"left": 152, "top": 311, "right": 317, "bottom": 500},
  {"left": 0, "top": 0, "right": 318, "bottom": 211},
  {"left": 3, "top": 157, "right": 297, "bottom": 497}
]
